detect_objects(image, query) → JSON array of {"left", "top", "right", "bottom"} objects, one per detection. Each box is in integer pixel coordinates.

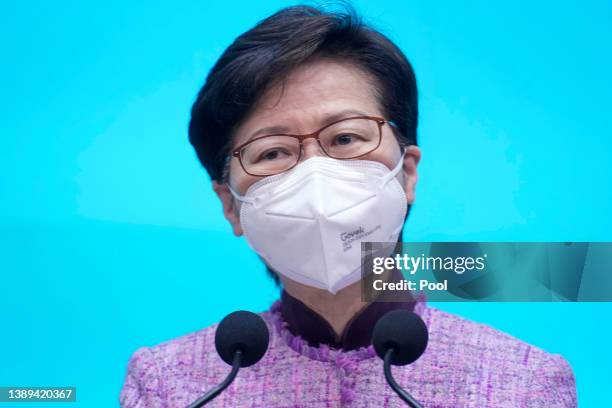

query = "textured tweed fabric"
[{"left": 120, "top": 300, "right": 576, "bottom": 407}]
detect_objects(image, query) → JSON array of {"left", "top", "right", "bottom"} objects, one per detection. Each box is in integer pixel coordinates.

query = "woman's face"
[{"left": 213, "top": 59, "right": 420, "bottom": 236}]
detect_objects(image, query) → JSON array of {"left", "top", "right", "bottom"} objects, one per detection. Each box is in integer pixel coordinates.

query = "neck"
[
  {"left": 282, "top": 280, "right": 364, "bottom": 337},
  {"left": 280, "top": 269, "right": 394, "bottom": 337}
]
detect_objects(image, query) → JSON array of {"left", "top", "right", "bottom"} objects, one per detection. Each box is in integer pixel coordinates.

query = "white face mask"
[{"left": 229, "top": 153, "right": 407, "bottom": 294}]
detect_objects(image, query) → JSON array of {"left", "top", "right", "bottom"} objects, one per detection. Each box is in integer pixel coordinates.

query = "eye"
[
  {"left": 333, "top": 133, "right": 358, "bottom": 146},
  {"left": 258, "top": 148, "right": 290, "bottom": 161}
]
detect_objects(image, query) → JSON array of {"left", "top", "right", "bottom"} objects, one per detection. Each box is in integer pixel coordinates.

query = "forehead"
[{"left": 233, "top": 59, "right": 381, "bottom": 144}]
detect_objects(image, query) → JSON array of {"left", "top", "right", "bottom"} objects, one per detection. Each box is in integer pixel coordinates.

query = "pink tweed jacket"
[{"left": 120, "top": 300, "right": 576, "bottom": 407}]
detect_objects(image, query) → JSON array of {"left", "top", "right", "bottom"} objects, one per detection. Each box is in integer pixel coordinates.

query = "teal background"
[{"left": 1, "top": 1, "right": 611, "bottom": 406}]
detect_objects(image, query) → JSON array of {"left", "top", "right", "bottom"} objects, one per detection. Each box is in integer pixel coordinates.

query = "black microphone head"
[
  {"left": 372, "top": 309, "right": 428, "bottom": 366},
  {"left": 214, "top": 310, "right": 269, "bottom": 367}
]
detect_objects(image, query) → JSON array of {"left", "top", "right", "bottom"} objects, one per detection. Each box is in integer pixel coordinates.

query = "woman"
[{"left": 120, "top": 5, "right": 576, "bottom": 407}]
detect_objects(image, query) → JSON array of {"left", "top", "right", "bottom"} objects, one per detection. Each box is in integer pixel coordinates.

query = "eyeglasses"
[{"left": 231, "top": 115, "right": 396, "bottom": 177}]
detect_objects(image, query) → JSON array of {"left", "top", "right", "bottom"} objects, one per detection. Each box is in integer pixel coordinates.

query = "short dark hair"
[
  {"left": 188, "top": 3, "right": 418, "bottom": 182},
  {"left": 188, "top": 3, "right": 418, "bottom": 286}
]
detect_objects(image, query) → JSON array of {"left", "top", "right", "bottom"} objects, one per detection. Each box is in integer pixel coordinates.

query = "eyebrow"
[{"left": 245, "top": 108, "right": 371, "bottom": 141}]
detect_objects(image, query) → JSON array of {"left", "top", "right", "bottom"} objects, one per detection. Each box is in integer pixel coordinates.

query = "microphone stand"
[
  {"left": 383, "top": 348, "right": 424, "bottom": 408},
  {"left": 187, "top": 350, "right": 243, "bottom": 408}
]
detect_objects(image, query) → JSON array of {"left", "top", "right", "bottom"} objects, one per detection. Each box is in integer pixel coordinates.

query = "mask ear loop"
[
  {"left": 381, "top": 147, "right": 407, "bottom": 185},
  {"left": 227, "top": 184, "right": 257, "bottom": 205},
  {"left": 386, "top": 146, "right": 409, "bottom": 239}
]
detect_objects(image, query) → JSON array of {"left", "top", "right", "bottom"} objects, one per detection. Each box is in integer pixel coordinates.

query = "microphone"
[
  {"left": 187, "top": 311, "right": 270, "bottom": 408},
  {"left": 372, "top": 310, "right": 429, "bottom": 408}
]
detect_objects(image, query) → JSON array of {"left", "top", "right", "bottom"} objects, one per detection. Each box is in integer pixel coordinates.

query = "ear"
[
  {"left": 212, "top": 181, "right": 243, "bottom": 236},
  {"left": 401, "top": 145, "right": 421, "bottom": 204}
]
